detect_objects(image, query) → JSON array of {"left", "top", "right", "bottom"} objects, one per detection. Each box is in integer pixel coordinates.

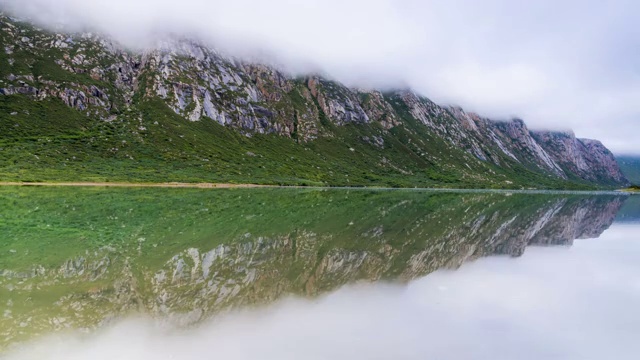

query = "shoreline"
[
  {"left": 620, "top": 189, "right": 640, "bottom": 194},
  {"left": 0, "top": 182, "right": 270, "bottom": 189},
  {"left": 0, "top": 182, "right": 631, "bottom": 195}
]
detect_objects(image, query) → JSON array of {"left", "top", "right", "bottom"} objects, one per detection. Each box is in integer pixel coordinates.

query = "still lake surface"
[{"left": 0, "top": 187, "right": 639, "bottom": 359}]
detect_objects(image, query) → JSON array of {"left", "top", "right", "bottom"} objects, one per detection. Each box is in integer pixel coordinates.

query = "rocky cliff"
[
  {"left": 531, "top": 131, "right": 627, "bottom": 185},
  {"left": 0, "top": 14, "right": 629, "bottom": 187}
]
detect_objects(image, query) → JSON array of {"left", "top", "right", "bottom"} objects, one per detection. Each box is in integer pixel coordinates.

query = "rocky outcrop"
[
  {"left": 307, "top": 77, "right": 371, "bottom": 125},
  {"left": 0, "top": 13, "right": 628, "bottom": 187},
  {"left": 398, "top": 98, "right": 597, "bottom": 182},
  {"left": 532, "top": 131, "right": 629, "bottom": 185}
]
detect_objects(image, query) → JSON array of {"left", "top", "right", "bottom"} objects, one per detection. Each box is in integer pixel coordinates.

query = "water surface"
[{"left": 0, "top": 188, "right": 638, "bottom": 359}]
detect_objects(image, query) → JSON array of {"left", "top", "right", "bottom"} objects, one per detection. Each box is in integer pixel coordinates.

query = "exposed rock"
[
  {"left": 0, "top": 13, "right": 628, "bottom": 186},
  {"left": 532, "top": 131, "right": 629, "bottom": 185}
]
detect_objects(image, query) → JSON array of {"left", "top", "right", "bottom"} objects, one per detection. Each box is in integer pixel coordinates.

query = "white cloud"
[{"left": 0, "top": 0, "right": 638, "bottom": 153}]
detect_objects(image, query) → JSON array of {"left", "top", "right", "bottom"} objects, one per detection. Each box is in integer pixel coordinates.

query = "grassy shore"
[
  {"left": 619, "top": 185, "right": 640, "bottom": 193},
  {"left": 0, "top": 181, "right": 630, "bottom": 196},
  {"left": 0, "top": 182, "right": 271, "bottom": 188}
]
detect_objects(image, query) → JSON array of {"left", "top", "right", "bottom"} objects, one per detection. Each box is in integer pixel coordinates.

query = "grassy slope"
[
  {"left": 617, "top": 155, "right": 640, "bottom": 185},
  {"left": 0, "top": 18, "right": 602, "bottom": 190},
  {"left": 0, "top": 94, "right": 597, "bottom": 189}
]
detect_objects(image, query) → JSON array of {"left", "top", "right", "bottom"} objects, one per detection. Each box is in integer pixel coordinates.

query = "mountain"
[
  {"left": 0, "top": 187, "right": 627, "bottom": 349},
  {"left": 0, "top": 14, "right": 629, "bottom": 188},
  {"left": 616, "top": 155, "right": 640, "bottom": 185}
]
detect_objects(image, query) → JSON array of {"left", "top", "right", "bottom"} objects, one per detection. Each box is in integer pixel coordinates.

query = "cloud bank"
[
  {"left": 4, "top": 224, "right": 639, "bottom": 360},
  {"left": 0, "top": 0, "right": 638, "bottom": 153}
]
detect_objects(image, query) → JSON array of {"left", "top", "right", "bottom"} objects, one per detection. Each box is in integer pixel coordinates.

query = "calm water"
[{"left": 0, "top": 188, "right": 638, "bottom": 359}]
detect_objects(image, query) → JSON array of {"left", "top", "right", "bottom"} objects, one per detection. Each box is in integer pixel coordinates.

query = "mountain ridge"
[{"left": 0, "top": 13, "right": 629, "bottom": 188}]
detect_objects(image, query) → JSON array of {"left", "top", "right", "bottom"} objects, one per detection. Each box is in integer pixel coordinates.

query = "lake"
[{"left": 1, "top": 187, "right": 639, "bottom": 359}]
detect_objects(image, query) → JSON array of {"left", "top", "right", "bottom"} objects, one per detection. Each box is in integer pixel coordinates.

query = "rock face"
[
  {"left": 531, "top": 131, "right": 628, "bottom": 185},
  {"left": 0, "top": 14, "right": 629, "bottom": 187}
]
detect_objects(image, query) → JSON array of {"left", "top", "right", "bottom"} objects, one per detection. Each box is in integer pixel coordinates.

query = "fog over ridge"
[{"left": 0, "top": 0, "right": 638, "bottom": 154}]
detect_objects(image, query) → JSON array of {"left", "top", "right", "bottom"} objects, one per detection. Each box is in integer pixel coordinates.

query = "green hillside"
[
  {"left": 0, "top": 14, "right": 623, "bottom": 190},
  {"left": 617, "top": 156, "right": 640, "bottom": 185},
  {"left": 0, "top": 96, "right": 576, "bottom": 189}
]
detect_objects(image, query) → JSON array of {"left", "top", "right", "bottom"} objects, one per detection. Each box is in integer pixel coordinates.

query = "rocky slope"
[
  {"left": 0, "top": 14, "right": 629, "bottom": 188},
  {"left": 531, "top": 131, "right": 627, "bottom": 185},
  {"left": 616, "top": 155, "right": 640, "bottom": 184}
]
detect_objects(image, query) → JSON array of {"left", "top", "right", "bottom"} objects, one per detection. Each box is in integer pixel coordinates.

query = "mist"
[
  {"left": 0, "top": 0, "right": 639, "bottom": 154},
  {"left": 4, "top": 224, "right": 639, "bottom": 360}
]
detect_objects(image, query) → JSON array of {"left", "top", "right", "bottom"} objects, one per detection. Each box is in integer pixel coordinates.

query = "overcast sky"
[{"left": 1, "top": 0, "right": 638, "bottom": 154}]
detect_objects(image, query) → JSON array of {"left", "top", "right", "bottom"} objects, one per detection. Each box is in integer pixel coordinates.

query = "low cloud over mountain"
[{"left": 1, "top": 0, "right": 638, "bottom": 153}]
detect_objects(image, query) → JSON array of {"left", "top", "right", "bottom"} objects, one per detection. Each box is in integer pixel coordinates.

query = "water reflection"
[
  {"left": 0, "top": 188, "right": 635, "bottom": 354},
  {"left": 8, "top": 226, "right": 640, "bottom": 360},
  {"left": 616, "top": 194, "right": 640, "bottom": 224}
]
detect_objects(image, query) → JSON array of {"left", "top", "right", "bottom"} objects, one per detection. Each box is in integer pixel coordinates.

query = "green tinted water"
[{"left": 0, "top": 187, "right": 629, "bottom": 351}]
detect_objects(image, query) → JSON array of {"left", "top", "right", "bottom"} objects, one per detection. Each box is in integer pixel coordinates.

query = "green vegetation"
[
  {"left": 0, "top": 15, "right": 613, "bottom": 190},
  {"left": 622, "top": 185, "right": 640, "bottom": 193},
  {"left": 0, "top": 94, "right": 594, "bottom": 189},
  {"left": 617, "top": 155, "right": 640, "bottom": 184}
]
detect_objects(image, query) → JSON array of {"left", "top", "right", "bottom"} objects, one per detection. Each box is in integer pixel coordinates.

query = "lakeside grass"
[
  {"left": 0, "top": 181, "right": 268, "bottom": 188},
  {"left": 0, "top": 181, "right": 629, "bottom": 196},
  {"left": 620, "top": 185, "right": 640, "bottom": 193}
]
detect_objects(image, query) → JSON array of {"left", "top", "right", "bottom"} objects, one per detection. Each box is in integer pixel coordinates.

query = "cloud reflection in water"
[{"left": 5, "top": 224, "right": 639, "bottom": 360}]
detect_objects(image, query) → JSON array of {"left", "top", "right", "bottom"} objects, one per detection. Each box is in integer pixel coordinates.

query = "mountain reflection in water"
[{"left": 0, "top": 188, "right": 636, "bottom": 356}]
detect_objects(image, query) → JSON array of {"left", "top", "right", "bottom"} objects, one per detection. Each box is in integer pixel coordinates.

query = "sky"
[
  {"left": 5, "top": 224, "right": 640, "bottom": 359},
  {"left": 0, "top": 0, "right": 638, "bottom": 154}
]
